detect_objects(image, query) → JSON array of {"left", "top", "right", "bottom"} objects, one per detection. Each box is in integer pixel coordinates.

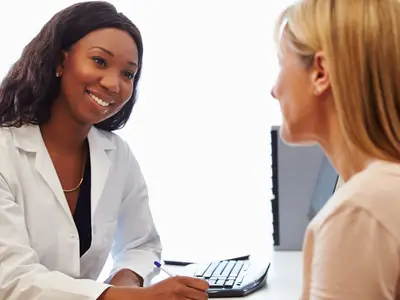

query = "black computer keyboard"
[{"left": 190, "top": 260, "right": 270, "bottom": 298}]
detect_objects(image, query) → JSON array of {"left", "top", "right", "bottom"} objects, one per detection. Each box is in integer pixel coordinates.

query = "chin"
[
  {"left": 77, "top": 108, "right": 116, "bottom": 127},
  {"left": 279, "top": 123, "right": 318, "bottom": 147},
  {"left": 71, "top": 112, "right": 107, "bottom": 128}
]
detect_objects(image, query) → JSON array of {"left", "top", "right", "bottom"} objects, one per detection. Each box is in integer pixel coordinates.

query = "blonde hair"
[{"left": 275, "top": 0, "right": 400, "bottom": 161}]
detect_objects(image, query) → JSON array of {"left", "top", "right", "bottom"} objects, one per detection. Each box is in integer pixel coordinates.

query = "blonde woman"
[{"left": 271, "top": 0, "right": 400, "bottom": 299}]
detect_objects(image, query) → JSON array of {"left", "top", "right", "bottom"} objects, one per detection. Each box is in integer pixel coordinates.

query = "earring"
[{"left": 56, "top": 72, "right": 62, "bottom": 78}]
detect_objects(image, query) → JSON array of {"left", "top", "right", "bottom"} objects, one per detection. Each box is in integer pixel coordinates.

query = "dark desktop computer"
[{"left": 270, "top": 125, "right": 339, "bottom": 251}]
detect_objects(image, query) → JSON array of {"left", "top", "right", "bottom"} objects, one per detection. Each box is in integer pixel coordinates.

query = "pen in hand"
[
  {"left": 154, "top": 261, "right": 175, "bottom": 277},
  {"left": 154, "top": 260, "right": 212, "bottom": 295}
]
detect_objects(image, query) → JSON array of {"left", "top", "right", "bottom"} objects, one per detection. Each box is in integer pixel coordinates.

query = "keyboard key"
[
  {"left": 212, "top": 261, "right": 228, "bottom": 276},
  {"left": 210, "top": 277, "right": 219, "bottom": 281},
  {"left": 208, "top": 279, "right": 217, "bottom": 285},
  {"left": 210, "top": 279, "right": 226, "bottom": 288},
  {"left": 221, "top": 260, "right": 236, "bottom": 276},
  {"left": 194, "top": 263, "right": 210, "bottom": 277},
  {"left": 203, "top": 262, "right": 219, "bottom": 278},
  {"left": 216, "top": 279, "right": 226, "bottom": 285},
  {"left": 230, "top": 261, "right": 243, "bottom": 277},
  {"left": 224, "top": 279, "right": 235, "bottom": 288},
  {"left": 228, "top": 276, "right": 236, "bottom": 280},
  {"left": 214, "top": 276, "right": 227, "bottom": 280}
]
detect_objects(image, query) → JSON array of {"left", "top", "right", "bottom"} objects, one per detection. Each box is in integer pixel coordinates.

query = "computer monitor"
[
  {"left": 307, "top": 156, "right": 339, "bottom": 221},
  {"left": 271, "top": 126, "right": 340, "bottom": 250},
  {"left": 335, "top": 176, "right": 344, "bottom": 190}
]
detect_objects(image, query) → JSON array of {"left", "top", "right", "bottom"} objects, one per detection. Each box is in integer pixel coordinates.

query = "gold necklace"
[{"left": 63, "top": 148, "right": 87, "bottom": 193}]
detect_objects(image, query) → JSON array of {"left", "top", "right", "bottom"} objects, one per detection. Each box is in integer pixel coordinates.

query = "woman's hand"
[
  {"left": 99, "top": 276, "right": 209, "bottom": 300},
  {"left": 143, "top": 276, "right": 209, "bottom": 299}
]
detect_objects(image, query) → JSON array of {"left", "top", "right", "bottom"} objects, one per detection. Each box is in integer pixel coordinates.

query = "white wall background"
[{"left": 0, "top": 0, "right": 292, "bottom": 276}]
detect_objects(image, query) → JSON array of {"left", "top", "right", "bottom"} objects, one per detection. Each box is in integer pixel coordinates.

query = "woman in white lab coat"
[{"left": 0, "top": 2, "right": 208, "bottom": 300}]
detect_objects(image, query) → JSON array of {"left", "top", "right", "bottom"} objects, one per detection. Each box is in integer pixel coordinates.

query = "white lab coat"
[{"left": 0, "top": 125, "right": 162, "bottom": 300}]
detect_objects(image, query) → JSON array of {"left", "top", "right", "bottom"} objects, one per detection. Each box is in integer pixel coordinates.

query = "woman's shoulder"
[
  {"left": 0, "top": 126, "right": 16, "bottom": 140},
  {"left": 344, "top": 160, "right": 400, "bottom": 207},
  {"left": 312, "top": 160, "right": 400, "bottom": 242},
  {"left": 0, "top": 126, "right": 23, "bottom": 154},
  {"left": 0, "top": 127, "right": 29, "bottom": 181},
  {"left": 90, "top": 127, "right": 129, "bottom": 152},
  {"left": 90, "top": 127, "right": 139, "bottom": 165}
]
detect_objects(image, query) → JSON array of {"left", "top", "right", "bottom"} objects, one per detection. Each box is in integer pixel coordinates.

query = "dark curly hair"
[{"left": 0, "top": 1, "right": 143, "bottom": 131}]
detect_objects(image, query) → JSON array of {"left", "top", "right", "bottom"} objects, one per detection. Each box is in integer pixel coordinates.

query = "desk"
[{"left": 154, "top": 251, "right": 303, "bottom": 299}]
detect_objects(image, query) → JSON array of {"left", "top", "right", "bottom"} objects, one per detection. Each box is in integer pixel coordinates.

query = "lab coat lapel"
[
  {"left": 35, "top": 147, "right": 73, "bottom": 218},
  {"left": 87, "top": 128, "right": 115, "bottom": 218},
  {"left": 12, "top": 125, "right": 74, "bottom": 223},
  {"left": 13, "top": 125, "right": 116, "bottom": 223}
]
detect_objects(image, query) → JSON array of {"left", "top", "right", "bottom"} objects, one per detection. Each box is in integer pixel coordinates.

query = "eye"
[
  {"left": 92, "top": 57, "right": 107, "bottom": 67},
  {"left": 123, "top": 70, "right": 135, "bottom": 80}
]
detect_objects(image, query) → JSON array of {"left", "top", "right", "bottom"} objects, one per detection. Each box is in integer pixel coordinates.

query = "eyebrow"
[{"left": 89, "top": 46, "right": 138, "bottom": 67}]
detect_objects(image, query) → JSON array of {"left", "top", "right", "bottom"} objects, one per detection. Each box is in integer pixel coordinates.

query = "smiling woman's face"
[{"left": 56, "top": 28, "right": 139, "bottom": 126}]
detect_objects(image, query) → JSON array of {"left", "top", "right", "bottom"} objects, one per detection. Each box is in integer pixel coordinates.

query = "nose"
[
  {"left": 99, "top": 70, "right": 120, "bottom": 94},
  {"left": 270, "top": 86, "right": 276, "bottom": 99}
]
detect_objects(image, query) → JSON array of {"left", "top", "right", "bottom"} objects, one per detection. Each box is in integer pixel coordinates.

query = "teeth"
[{"left": 88, "top": 92, "right": 110, "bottom": 107}]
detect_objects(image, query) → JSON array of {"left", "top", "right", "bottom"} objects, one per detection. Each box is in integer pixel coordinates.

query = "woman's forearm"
[{"left": 110, "top": 269, "right": 143, "bottom": 287}]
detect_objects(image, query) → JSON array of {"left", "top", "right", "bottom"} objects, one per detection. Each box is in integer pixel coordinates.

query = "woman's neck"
[
  {"left": 40, "top": 102, "right": 91, "bottom": 156},
  {"left": 319, "top": 125, "right": 372, "bottom": 182}
]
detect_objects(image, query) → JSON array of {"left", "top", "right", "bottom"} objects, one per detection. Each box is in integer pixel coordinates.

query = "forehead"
[
  {"left": 278, "top": 29, "right": 291, "bottom": 56},
  {"left": 73, "top": 28, "right": 138, "bottom": 63},
  {"left": 278, "top": 30, "right": 300, "bottom": 62}
]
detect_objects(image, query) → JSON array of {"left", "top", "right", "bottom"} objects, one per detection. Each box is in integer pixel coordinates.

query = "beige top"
[{"left": 301, "top": 160, "right": 400, "bottom": 300}]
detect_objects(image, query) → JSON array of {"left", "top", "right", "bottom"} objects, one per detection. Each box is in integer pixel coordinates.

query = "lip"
[
  {"left": 85, "top": 92, "right": 109, "bottom": 114},
  {"left": 85, "top": 89, "right": 115, "bottom": 105}
]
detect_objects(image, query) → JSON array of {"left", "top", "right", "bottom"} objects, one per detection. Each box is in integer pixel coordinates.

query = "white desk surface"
[{"left": 156, "top": 251, "right": 303, "bottom": 299}]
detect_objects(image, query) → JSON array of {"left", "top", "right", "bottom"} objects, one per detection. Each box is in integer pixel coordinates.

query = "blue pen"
[{"left": 154, "top": 261, "right": 175, "bottom": 277}]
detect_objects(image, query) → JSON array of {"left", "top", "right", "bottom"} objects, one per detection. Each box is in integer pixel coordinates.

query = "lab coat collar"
[
  {"left": 12, "top": 125, "right": 116, "bottom": 223},
  {"left": 12, "top": 125, "right": 115, "bottom": 152}
]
